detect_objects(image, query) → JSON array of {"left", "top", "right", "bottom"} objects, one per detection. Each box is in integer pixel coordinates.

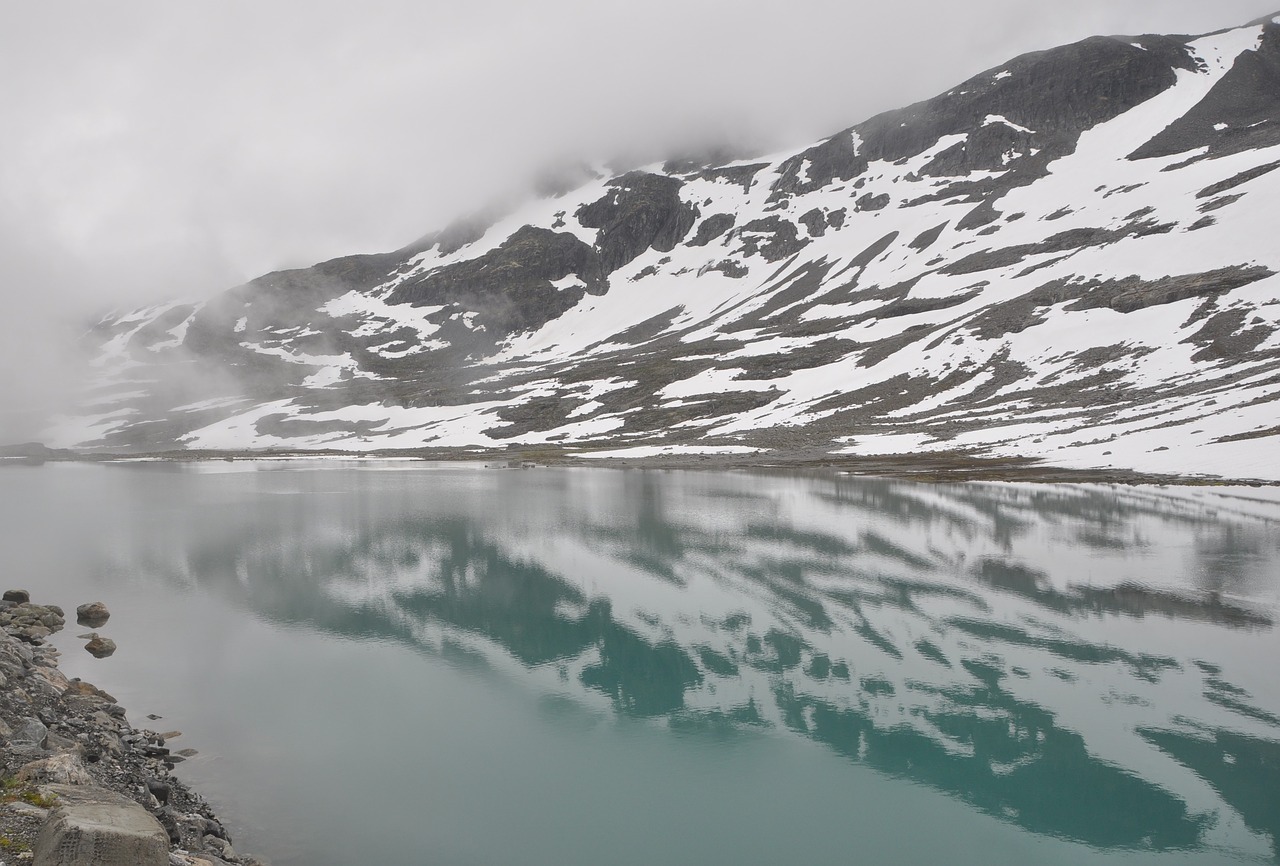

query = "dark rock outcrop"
[
  {"left": 576, "top": 172, "right": 699, "bottom": 272},
  {"left": 857, "top": 35, "right": 1196, "bottom": 167},
  {"left": 1131, "top": 22, "right": 1280, "bottom": 160},
  {"left": 388, "top": 226, "right": 606, "bottom": 337}
]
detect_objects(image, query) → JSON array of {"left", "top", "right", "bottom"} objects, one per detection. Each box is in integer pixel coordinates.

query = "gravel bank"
[{"left": 0, "top": 592, "right": 262, "bottom": 866}]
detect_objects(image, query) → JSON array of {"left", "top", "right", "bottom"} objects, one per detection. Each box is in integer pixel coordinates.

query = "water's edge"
[{"left": 0, "top": 595, "right": 260, "bottom": 866}]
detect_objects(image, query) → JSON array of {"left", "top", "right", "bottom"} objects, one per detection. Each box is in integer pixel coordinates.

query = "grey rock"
[
  {"left": 855, "top": 192, "right": 890, "bottom": 212},
  {"left": 203, "top": 835, "right": 238, "bottom": 861},
  {"left": 85, "top": 636, "right": 117, "bottom": 659},
  {"left": 16, "top": 752, "right": 92, "bottom": 786},
  {"left": 63, "top": 679, "right": 116, "bottom": 702},
  {"left": 1, "top": 602, "right": 66, "bottom": 638},
  {"left": 10, "top": 717, "right": 49, "bottom": 754},
  {"left": 687, "top": 213, "right": 735, "bottom": 247},
  {"left": 145, "top": 777, "right": 171, "bottom": 805},
  {"left": 3, "top": 589, "right": 30, "bottom": 603},
  {"left": 576, "top": 172, "right": 698, "bottom": 272},
  {"left": 45, "top": 730, "right": 80, "bottom": 752},
  {"left": 387, "top": 225, "right": 606, "bottom": 339},
  {"left": 12, "top": 638, "right": 35, "bottom": 663},
  {"left": 33, "top": 784, "right": 169, "bottom": 866},
  {"left": 75, "top": 602, "right": 111, "bottom": 628},
  {"left": 734, "top": 216, "right": 810, "bottom": 262}
]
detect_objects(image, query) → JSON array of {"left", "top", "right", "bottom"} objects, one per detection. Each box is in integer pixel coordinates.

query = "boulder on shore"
[
  {"left": 2, "top": 588, "right": 30, "bottom": 603},
  {"left": 33, "top": 784, "right": 169, "bottom": 866}
]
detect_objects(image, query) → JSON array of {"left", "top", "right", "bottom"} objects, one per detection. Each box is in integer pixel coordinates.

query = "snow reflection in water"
[{"left": 10, "top": 464, "right": 1280, "bottom": 864}]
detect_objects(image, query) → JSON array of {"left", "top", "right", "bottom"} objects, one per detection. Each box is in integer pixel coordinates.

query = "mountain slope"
[{"left": 66, "top": 14, "right": 1280, "bottom": 480}]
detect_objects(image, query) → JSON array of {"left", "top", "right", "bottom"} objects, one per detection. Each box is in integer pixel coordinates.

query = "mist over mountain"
[{"left": 24, "top": 10, "right": 1280, "bottom": 481}]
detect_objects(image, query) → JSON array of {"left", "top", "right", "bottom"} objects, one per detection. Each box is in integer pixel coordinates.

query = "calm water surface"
[{"left": 3, "top": 462, "right": 1279, "bottom": 866}]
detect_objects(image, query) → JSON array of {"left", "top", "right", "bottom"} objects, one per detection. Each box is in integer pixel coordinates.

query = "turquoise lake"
[{"left": 4, "top": 462, "right": 1279, "bottom": 865}]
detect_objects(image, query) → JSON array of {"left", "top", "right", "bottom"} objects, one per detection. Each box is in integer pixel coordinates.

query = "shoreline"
[
  {"left": 4, "top": 442, "right": 1279, "bottom": 487},
  {"left": 0, "top": 595, "right": 262, "bottom": 866}
]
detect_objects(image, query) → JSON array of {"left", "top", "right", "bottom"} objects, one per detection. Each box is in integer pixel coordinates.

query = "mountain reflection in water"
[{"left": 96, "top": 467, "right": 1280, "bottom": 860}]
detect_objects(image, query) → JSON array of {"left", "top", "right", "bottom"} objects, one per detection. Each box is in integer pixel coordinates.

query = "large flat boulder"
[{"left": 33, "top": 784, "right": 168, "bottom": 866}]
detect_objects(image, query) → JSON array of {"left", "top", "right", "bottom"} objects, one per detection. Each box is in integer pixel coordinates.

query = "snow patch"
[{"left": 983, "top": 114, "right": 1034, "bottom": 134}]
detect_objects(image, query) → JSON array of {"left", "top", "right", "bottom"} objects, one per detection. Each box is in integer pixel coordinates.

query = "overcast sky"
[{"left": 1, "top": 0, "right": 1277, "bottom": 437}]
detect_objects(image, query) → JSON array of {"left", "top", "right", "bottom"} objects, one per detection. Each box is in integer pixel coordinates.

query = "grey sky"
[{"left": 0, "top": 0, "right": 1277, "bottom": 438}]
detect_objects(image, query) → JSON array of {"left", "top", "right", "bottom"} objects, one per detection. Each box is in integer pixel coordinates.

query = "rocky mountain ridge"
[{"left": 65, "top": 13, "right": 1280, "bottom": 480}]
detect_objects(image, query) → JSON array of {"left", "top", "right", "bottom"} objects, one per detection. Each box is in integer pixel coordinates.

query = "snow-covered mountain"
[{"left": 66, "top": 13, "right": 1280, "bottom": 479}]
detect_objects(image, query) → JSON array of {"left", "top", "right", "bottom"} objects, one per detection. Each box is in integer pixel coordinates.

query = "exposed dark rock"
[
  {"left": 799, "top": 208, "right": 829, "bottom": 238},
  {"left": 1067, "top": 265, "right": 1275, "bottom": 313},
  {"left": 693, "top": 163, "right": 768, "bottom": 192},
  {"left": 576, "top": 172, "right": 699, "bottom": 272},
  {"left": 1196, "top": 159, "right": 1280, "bottom": 198},
  {"left": 388, "top": 226, "right": 605, "bottom": 337},
  {"left": 857, "top": 34, "right": 1195, "bottom": 166},
  {"left": 921, "top": 120, "right": 1036, "bottom": 177},
  {"left": 855, "top": 192, "right": 890, "bottom": 212},
  {"left": 769, "top": 131, "right": 869, "bottom": 201},
  {"left": 3, "top": 590, "right": 30, "bottom": 604},
  {"left": 703, "top": 259, "right": 749, "bottom": 279},
  {"left": 605, "top": 307, "right": 684, "bottom": 346},
  {"left": 735, "top": 217, "right": 810, "bottom": 262},
  {"left": 962, "top": 266, "right": 1274, "bottom": 340},
  {"left": 957, "top": 200, "right": 1002, "bottom": 231},
  {"left": 1131, "top": 23, "right": 1280, "bottom": 160},
  {"left": 908, "top": 222, "right": 950, "bottom": 251},
  {"left": 1197, "top": 193, "right": 1245, "bottom": 212},
  {"left": 943, "top": 220, "right": 1177, "bottom": 276},
  {"left": 1183, "top": 307, "right": 1275, "bottom": 361},
  {"left": 687, "top": 213, "right": 736, "bottom": 247},
  {"left": 874, "top": 287, "right": 984, "bottom": 320}
]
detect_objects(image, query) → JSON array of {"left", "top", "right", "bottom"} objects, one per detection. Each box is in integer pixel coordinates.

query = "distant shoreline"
[{"left": 4, "top": 441, "right": 1278, "bottom": 487}]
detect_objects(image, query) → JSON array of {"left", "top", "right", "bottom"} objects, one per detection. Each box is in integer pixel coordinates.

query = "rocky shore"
[{"left": 0, "top": 592, "right": 261, "bottom": 866}]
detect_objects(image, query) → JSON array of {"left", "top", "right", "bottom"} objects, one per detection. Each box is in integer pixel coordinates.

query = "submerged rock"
[
  {"left": 76, "top": 601, "right": 111, "bottom": 628},
  {"left": 85, "top": 636, "right": 117, "bottom": 659}
]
